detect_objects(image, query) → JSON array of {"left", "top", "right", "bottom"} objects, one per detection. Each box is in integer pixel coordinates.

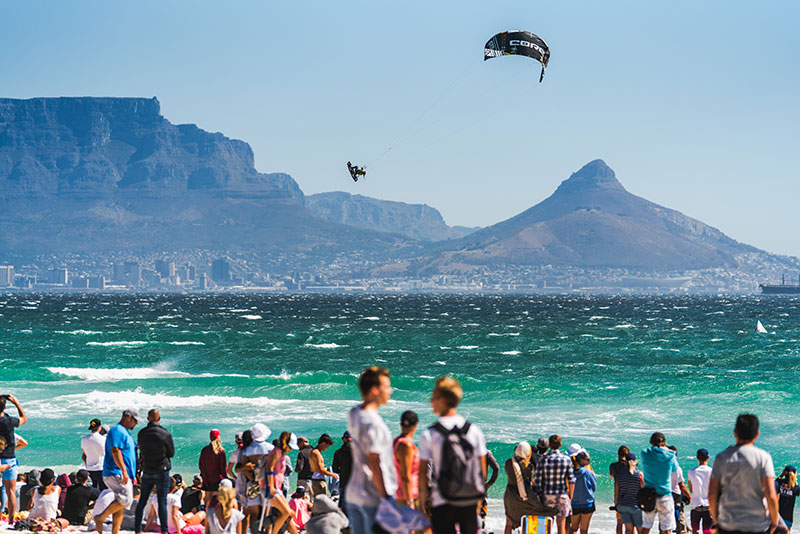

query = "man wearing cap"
[
  {"left": 97, "top": 408, "right": 139, "bottom": 534},
  {"left": 82, "top": 419, "right": 107, "bottom": 491},
  {"left": 533, "top": 438, "right": 549, "bottom": 468},
  {"left": 332, "top": 431, "right": 353, "bottom": 512},
  {"left": 640, "top": 432, "right": 679, "bottom": 534},
  {"left": 134, "top": 409, "right": 175, "bottom": 534},
  {"left": 687, "top": 449, "right": 712, "bottom": 534}
]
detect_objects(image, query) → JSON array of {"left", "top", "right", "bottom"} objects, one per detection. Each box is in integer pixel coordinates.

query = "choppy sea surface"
[{"left": 2, "top": 293, "right": 799, "bottom": 532}]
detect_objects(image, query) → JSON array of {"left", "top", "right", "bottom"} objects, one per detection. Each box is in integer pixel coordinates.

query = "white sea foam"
[
  {"left": 54, "top": 330, "right": 103, "bottom": 335},
  {"left": 166, "top": 341, "right": 206, "bottom": 346},
  {"left": 613, "top": 323, "right": 636, "bottom": 329},
  {"left": 457, "top": 345, "right": 479, "bottom": 350},
  {"left": 500, "top": 351, "right": 521, "bottom": 355},
  {"left": 45, "top": 367, "right": 246, "bottom": 381},
  {"left": 86, "top": 341, "right": 149, "bottom": 347},
  {"left": 240, "top": 315, "right": 262, "bottom": 320},
  {"left": 363, "top": 316, "right": 380, "bottom": 321},
  {"left": 304, "top": 343, "right": 346, "bottom": 349},
  {"left": 487, "top": 332, "right": 520, "bottom": 337}
]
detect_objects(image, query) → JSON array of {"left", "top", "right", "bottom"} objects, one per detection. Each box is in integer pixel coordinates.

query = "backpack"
[{"left": 431, "top": 422, "right": 487, "bottom": 506}]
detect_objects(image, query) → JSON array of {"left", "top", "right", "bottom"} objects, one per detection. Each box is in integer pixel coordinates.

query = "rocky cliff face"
[
  {"left": 0, "top": 97, "right": 414, "bottom": 259},
  {"left": 306, "top": 192, "right": 479, "bottom": 242}
]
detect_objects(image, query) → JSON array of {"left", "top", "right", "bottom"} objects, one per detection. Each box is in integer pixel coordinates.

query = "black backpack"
[{"left": 431, "top": 422, "right": 487, "bottom": 506}]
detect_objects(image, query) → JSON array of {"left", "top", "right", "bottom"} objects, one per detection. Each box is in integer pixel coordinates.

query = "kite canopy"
[{"left": 484, "top": 30, "right": 550, "bottom": 82}]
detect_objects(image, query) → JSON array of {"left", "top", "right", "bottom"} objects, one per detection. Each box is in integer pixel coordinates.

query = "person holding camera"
[{"left": 0, "top": 394, "right": 27, "bottom": 518}]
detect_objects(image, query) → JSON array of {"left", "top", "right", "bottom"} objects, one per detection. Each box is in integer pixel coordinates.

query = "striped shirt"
[{"left": 616, "top": 468, "right": 643, "bottom": 508}]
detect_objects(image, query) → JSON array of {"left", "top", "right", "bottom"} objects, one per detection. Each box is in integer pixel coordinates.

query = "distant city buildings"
[
  {"left": 211, "top": 258, "right": 231, "bottom": 284},
  {"left": 0, "top": 265, "right": 14, "bottom": 287}
]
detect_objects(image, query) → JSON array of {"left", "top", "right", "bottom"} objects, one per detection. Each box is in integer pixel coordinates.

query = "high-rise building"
[
  {"left": 155, "top": 260, "right": 175, "bottom": 279},
  {"left": 211, "top": 258, "right": 231, "bottom": 283},
  {"left": 0, "top": 265, "right": 14, "bottom": 287},
  {"left": 55, "top": 267, "right": 68, "bottom": 285},
  {"left": 88, "top": 276, "right": 106, "bottom": 289}
]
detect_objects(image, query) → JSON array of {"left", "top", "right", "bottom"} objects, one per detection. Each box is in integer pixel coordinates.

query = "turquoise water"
[{"left": 2, "top": 293, "right": 799, "bottom": 531}]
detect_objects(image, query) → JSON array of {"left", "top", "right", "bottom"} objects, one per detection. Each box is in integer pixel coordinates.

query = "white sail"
[{"left": 756, "top": 320, "right": 768, "bottom": 334}]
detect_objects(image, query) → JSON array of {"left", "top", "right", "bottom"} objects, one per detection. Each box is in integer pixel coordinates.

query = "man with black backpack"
[{"left": 419, "top": 376, "right": 487, "bottom": 534}]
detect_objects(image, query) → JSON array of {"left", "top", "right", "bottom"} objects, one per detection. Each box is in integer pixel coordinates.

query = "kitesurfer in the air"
[{"left": 347, "top": 162, "right": 366, "bottom": 182}]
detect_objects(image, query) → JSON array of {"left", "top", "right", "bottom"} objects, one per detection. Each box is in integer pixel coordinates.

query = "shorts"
[
  {"left": 616, "top": 504, "right": 643, "bottom": 527},
  {"left": 691, "top": 507, "right": 712, "bottom": 532},
  {"left": 544, "top": 494, "right": 572, "bottom": 518},
  {"left": 1, "top": 457, "right": 18, "bottom": 482},
  {"left": 642, "top": 494, "right": 676, "bottom": 531},
  {"left": 202, "top": 481, "right": 221, "bottom": 492},
  {"left": 572, "top": 505, "right": 596, "bottom": 515},
  {"left": 103, "top": 474, "right": 134, "bottom": 508}
]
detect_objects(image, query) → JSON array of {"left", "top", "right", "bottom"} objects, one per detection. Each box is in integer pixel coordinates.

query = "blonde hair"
[
  {"left": 0, "top": 436, "right": 7, "bottom": 451},
  {"left": 433, "top": 376, "right": 463, "bottom": 409},
  {"left": 217, "top": 486, "right": 236, "bottom": 521},
  {"left": 211, "top": 436, "right": 224, "bottom": 455},
  {"left": 788, "top": 472, "right": 797, "bottom": 489},
  {"left": 514, "top": 441, "right": 532, "bottom": 467}
]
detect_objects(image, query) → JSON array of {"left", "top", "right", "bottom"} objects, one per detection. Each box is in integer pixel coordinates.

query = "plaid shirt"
[{"left": 534, "top": 449, "right": 576, "bottom": 496}]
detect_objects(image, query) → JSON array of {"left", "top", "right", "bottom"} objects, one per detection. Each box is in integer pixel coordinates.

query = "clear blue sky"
[{"left": 2, "top": 0, "right": 799, "bottom": 256}]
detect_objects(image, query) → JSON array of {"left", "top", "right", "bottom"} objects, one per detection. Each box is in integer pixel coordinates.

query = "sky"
[{"left": 2, "top": 0, "right": 799, "bottom": 256}]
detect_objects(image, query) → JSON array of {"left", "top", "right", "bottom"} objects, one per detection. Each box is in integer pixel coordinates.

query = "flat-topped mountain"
[
  {"left": 399, "top": 160, "right": 768, "bottom": 274},
  {"left": 306, "top": 191, "right": 479, "bottom": 242},
  {"left": 0, "top": 97, "right": 412, "bottom": 259}
]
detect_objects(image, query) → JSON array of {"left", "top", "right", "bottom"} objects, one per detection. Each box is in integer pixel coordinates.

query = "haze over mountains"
[{"left": 1, "top": 96, "right": 797, "bottom": 288}]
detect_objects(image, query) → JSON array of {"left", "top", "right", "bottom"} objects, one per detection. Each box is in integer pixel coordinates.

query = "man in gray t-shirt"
[{"left": 709, "top": 414, "right": 779, "bottom": 534}]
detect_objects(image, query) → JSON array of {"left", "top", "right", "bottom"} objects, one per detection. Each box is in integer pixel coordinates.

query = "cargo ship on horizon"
[{"left": 759, "top": 274, "right": 800, "bottom": 294}]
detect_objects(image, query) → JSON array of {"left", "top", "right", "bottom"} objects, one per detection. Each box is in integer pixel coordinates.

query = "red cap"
[{"left": 210, "top": 429, "right": 221, "bottom": 440}]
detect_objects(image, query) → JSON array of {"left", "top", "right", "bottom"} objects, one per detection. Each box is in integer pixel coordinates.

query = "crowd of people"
[{"left": 1, "top": 374, "right": 799, "bottom": 534}]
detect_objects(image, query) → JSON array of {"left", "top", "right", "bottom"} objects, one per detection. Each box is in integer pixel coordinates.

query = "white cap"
[
  {"left": 250, "top": 423, "right": 271, "bottom": 442},
  {"left": 289, "top": 433, "right": 299, "bottom": 450},
  {"left": 219, "top": 479, "right": 233, "bottom": 488},
  {"left": 567, "top": 443, "right": 586, "bottom": 457}
]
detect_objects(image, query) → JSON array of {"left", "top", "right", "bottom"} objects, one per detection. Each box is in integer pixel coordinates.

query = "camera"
[
  {"left": 0, "top": 395, "right": 9, "bottom": 400},
  {"left": 609, "top": 506, "right": 617, "bottom": 511}
]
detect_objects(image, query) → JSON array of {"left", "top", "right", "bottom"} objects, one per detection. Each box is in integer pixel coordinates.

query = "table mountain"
[
  {"left": 0, "top": 97, "right": 412, "bottom": 259},
  {"left": 306, "top": 191, "right": 479, "bottom": 242}
]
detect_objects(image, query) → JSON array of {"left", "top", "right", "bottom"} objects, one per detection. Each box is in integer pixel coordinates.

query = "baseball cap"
[
  {"left": 625, "top": 452, "right": 637, "bottom": 461},
  {"left": 123, "top": 408, "right": 140, "bottom": 423},
  {"left": 289, "top": 433, "right": 299, "bottom": 450},
  {"left": 786, "top": 465, "right": 797, "bottom": 474},
  {"left": 173, "top": 474, "right": 183, "bottom": 486},
  {"left": 235, "top": 432, "right": 243, "bottom": 444},
  {"left": 697, "top": 448, "right": 710, "bottom": 461},
  {"left": 536, "top": 437, "right": 548, "bottom": 450},
  {"left": 89, "top": 418, "right": 102, "bottom": 431},
  {"left": 250, "top": 423, "right": 271, "bottom": 442},
  {"left": 220, "top": 479, "right": 233, "bottom": 488},
  {"left": 193, "top": 474, "right": 203, "bottom": 485},
  {"left": 210, "top": 429, "right": 221, "bottom": 441},
  {"left": 342, "top": 431, "right": 351, "bottom": 440}
]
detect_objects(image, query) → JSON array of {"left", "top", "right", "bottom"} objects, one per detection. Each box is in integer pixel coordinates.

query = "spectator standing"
[
  {"left": 615, "top": 453, "right": 645, "bottom": 534},
  {"left": 668, "top": 446, "right": 692, "bottom": 534},
  {"left": 331, "top": 431, "right": 353, "bottom": 511},
  {"left": 419, "top": 376, "right": 487, "bottom": 534},
  {"left": 776, "top": 466, "right": 800, "bottom": 532},
  {"left": 200, "top": 429, "right": 227, "bottom": 506},
  {"left": 534, "top": 435, "right": 575, "bottom": 534},
  {"left": 134, "top": 409, "right": 175, "bottom": 534},
  {"left": 0, "top": 394, "right": 27, "bottom": 517},
  {"left": 709, "top": 414, "right": 779, "bottom": 534},
  {"left": 640, "top": 432, "right": 679, "bottom": 534},
  {"left": 571, "top": 450, "right": 597, "bottom": 534},
  {"left": 393, "top": 410, "right": 420, "bottom": 508},
  {"left": 296, "top": 437, "right": 314, "bottom": 498},
  {"left": 82, "top": 418, "right": 107, "bottom": 491},
  {"left": 310, "top": 434, "right": 338, "bottom": 500},
  {"left": 96, "top": 408, "right": 139, "bottom": 534},
  {"left": 345, "top": 366, "right": 397, "bottom": 534},
  {"left": 687, "top": 449, "right": 712, "bottom": 534},
  {"left": 611, "top": 446, "right": 632, "bottom": 534}
]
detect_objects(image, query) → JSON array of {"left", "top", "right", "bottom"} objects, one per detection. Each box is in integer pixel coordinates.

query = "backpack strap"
[{"left": 430, "top": 421, "right": 471, "bottom": 436}]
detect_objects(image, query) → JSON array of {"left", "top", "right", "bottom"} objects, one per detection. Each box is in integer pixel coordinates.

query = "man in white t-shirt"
[
  {"left": 687, "top": 448, "right": 712, "bottom": 534},
  {"left": 419, "top": 376, "right": 487, "bottom": 534},
  {"left": 345, "top": 366, "right": 397, "bottom": 534},
  {"left": 81, "top": 418, "right": 107, "bottom": 491},
  {"left": 709, "top": 414, "right": 779, "bottom": 534}
]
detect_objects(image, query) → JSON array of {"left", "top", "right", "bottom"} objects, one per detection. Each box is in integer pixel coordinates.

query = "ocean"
[{"left": 2, "top": 293, "right": 799, "bottom": 532}]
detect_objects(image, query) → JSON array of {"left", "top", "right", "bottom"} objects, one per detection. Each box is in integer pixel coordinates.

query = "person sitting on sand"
[
  {"left": 29, "top": 468, "right": 69, "bottom": 528},
  {"left": 206, "top": 486, "right": 246, "bottom": 534},
  {"left": 62, "top": 469, "right": 98, "bottom": 525},
  {"left": 145, "top": 475, "right": 206, "bottom": 533}
]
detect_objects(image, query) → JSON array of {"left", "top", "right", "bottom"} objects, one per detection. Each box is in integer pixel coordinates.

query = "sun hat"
[
  {"left": 568, "top": 443, "right": 587, "bottom": 457},
  {"left": 288, "top": 433, "right": 299, "bottom": 450},
  {"left": 250, "top": 423, "right": 271, "bottom": 442}
]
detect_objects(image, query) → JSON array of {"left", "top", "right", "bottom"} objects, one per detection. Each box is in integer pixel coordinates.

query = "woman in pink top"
[
  {"left": 393, "top": 410, "right": 420, "bottom": 508},
  {"left": 262, "top": 432, "right": 300, "bottom": 534}
]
